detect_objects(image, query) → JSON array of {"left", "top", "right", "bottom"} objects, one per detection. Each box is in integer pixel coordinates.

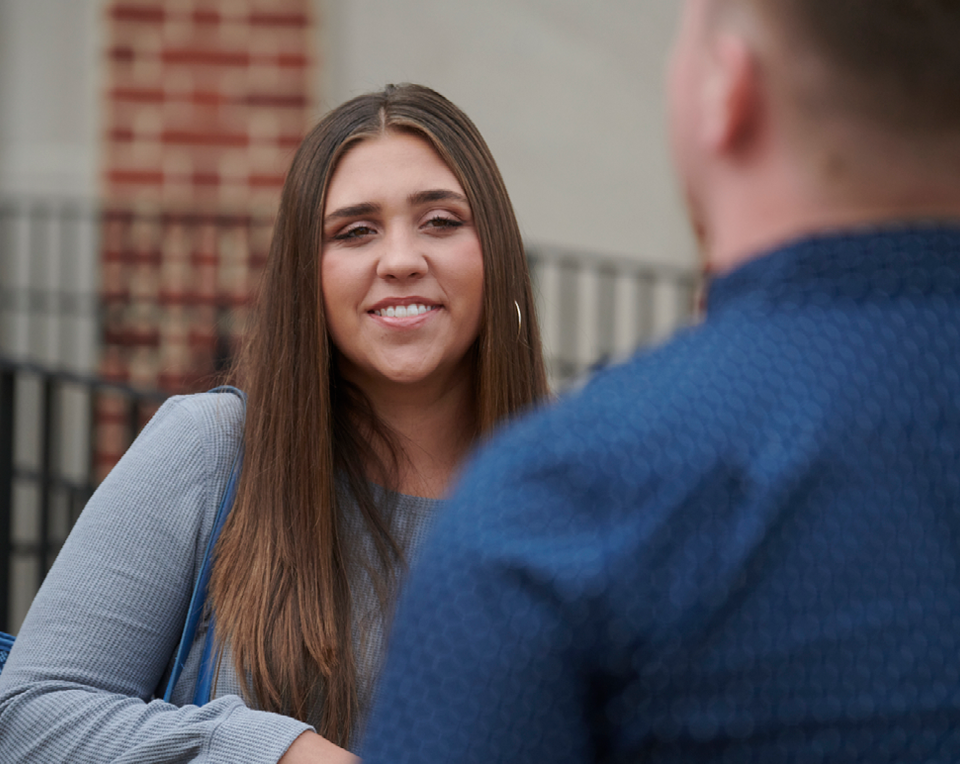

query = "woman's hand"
[{"left": 278, "top": 731, "right": 360, "bottom": 764}]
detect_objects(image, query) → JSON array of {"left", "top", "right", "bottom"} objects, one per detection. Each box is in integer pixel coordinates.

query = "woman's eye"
[
  {"left": 334, "top": 224, "right": 376, "bottom": 241},
  {"left": 425, "top": 216, "right": 463, "bottom": 231}
]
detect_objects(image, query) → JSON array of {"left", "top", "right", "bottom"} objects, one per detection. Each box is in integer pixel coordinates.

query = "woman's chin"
[
  {"left": 348, "top": 360, "right": 471, "bottom": 393},
  {"left": 378, "top": 366, "right": 449, "bottom": 388}
]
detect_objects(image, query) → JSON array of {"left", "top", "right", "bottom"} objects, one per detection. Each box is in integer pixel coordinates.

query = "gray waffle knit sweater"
[{"left": 0, "top": 391, "right": 441, "bottom": 763}]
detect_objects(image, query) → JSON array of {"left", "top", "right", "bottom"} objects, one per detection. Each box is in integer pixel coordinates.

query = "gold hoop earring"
[{"left": 515, "top": 300, "right": 522, "bottom": 341}]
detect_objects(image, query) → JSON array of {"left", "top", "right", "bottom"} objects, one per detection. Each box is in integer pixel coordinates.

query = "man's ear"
[{"left": 700, "top": 31, "right": 761, "bottom": 155}]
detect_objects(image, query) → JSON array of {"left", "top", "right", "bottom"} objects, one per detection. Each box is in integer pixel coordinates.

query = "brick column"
[{"left": 97, "top": 0, "right": 315, "bottom": 476}]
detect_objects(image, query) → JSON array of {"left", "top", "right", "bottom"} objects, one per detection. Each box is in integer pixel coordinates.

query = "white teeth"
[{"left": 374, "top": 304, "right": 437, "bottom": 317}]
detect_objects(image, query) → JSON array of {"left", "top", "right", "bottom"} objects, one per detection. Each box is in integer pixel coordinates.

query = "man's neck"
[{"left": 704, "top": 163, "right": 960, "bottom": 275}]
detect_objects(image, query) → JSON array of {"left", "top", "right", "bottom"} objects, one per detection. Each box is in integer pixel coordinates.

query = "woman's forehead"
[{"left": 325, "top": 132, "right": 465, "bottom": 209}]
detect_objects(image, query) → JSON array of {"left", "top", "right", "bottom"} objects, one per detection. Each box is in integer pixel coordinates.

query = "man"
[{"left": 362, "top": 1, "right": 960, "bottom": 761}]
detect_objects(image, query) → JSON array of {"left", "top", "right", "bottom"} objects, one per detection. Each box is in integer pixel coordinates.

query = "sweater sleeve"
[{"left": 0, "top": 395, "right": 312, "bottom": 764}]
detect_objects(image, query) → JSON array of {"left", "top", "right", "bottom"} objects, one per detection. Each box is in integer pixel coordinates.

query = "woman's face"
[{"left": 321, "top": 131, "right": 484, "bottom": 394}]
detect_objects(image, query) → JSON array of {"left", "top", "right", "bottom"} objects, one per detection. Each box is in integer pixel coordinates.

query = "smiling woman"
[
  {"left": 216, "top": 86, "right": 548, "bottom": 758},
  {"left": 321, "top": 134, "right": 485, "bottom": 407},
  {"left": 0, "top": 84, "right": 547, "bottom": 764}
]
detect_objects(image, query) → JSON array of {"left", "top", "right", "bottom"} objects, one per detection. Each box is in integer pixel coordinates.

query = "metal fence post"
[
  {"left": 39, "top": 376, "right": 56, "bottom": 580},
  {"left": 0, "top": 366, "right": 15, "bottom": 633}
]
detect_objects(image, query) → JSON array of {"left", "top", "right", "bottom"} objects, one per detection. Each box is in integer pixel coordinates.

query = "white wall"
[
  {"left": 0, "top": 0, "right": 103, "bottom": 198},
  {"left": 0, "top": 0, "right": 102, "bottom": 368},
  {"left": 318, "top": 0, "right": 695, "bottom": 268}
]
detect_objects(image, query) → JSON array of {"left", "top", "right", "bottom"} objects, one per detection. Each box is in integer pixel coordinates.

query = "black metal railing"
[
  {"left": 2, "top": 198, "right": 698, "bottom": 394},
  {"left": 527, "top": 244, "right": 699, "bottom": 386},
  {"left": 0, "top": 355, "right": 168, "bottom": 634},
  {"left": 0, "top": 198, "right": 699, "bottom": 632},
  {"left": 0, "top": 198, "right": 275, "bottom": 394}
]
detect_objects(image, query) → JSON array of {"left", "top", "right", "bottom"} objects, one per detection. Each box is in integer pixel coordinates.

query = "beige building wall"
[
  {"left": 0, "top": 0, "right": 102, "bottom": 200},
  {"left": 318, "top": 0, "right": 696, "bottom": 269}
]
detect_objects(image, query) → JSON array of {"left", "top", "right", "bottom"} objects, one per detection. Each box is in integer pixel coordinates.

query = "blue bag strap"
[
  {"left": 163, "top": 386, "right": 245, "bottom": 704},
  {"left": 0, "top": 630, "right": 14, "bottom": 676},
  {"left": 192, "top": 612, "right": 219, "bottom": 705}
]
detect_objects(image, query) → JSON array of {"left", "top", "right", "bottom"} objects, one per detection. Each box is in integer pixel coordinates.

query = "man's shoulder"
[
  {"left": 451, "top": 317, "right": 772, "bottom": 535},
  {"left": 493, "top": 317, "right": 767, "bottom": 467}
]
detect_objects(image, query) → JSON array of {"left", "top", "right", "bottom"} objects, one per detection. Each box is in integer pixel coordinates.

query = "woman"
[{"left": 0, "top": 84, "right": 547, "bottom": 763}]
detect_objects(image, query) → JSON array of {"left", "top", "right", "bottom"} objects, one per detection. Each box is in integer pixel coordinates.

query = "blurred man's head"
[{"left": 669, "top": 0, "right": 960, "bottom": 273}]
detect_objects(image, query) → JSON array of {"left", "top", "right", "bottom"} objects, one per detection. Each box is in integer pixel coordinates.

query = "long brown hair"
[{"left": 209, "top": 84, "right": 547, "bottom": 746}]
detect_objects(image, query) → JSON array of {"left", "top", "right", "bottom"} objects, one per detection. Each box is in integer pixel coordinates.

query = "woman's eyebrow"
[
  {"left": 324, "top": 202, "right": 381, "bottom": 223},
  {"left": 408, "top": 189, "right": 468, "bottom": 206},
  {"left": 324, "top": 191, "right": 467, "bottom": 223}
]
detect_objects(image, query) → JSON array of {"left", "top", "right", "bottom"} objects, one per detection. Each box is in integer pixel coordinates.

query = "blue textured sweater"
[{"left": 362, "top": 226, "right": 960, "bottom": 763}]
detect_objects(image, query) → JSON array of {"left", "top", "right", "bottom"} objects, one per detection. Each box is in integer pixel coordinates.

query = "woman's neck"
[{"left": 357, "top": 370, "right": 478, "bottom": 500}]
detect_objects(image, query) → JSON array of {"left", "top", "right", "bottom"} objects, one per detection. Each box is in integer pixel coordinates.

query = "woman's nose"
[{"left": 376, "top": 229, "right": 427, "bottom": 280}]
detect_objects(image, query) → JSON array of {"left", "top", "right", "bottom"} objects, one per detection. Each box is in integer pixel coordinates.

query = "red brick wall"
[
  {"left": 97, "top": 0, "right": 316, "bottom": 476},
  {"left": 104, "top": 0, "right": 314, "bottom": 210}
]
